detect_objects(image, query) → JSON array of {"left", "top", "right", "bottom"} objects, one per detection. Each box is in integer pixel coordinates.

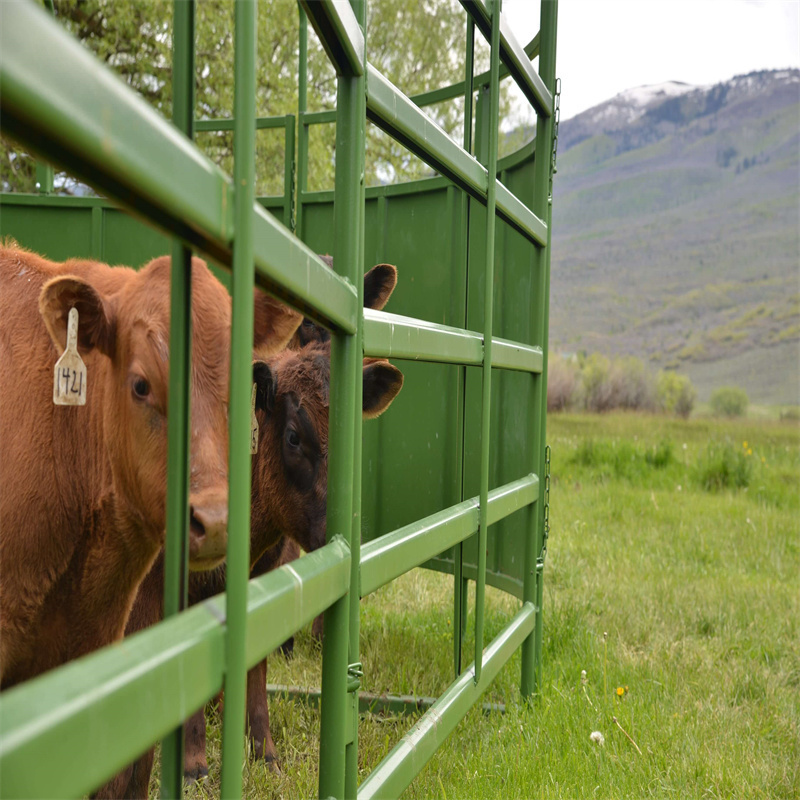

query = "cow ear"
[
  {"left": 39, "top": 275, "right": 116, "bottom": 357},
  {"left": 253, "top": 290, "right": 302, "bottom": 356},
  {"left": 362, "top": 358, "right": 403, "bottom": 419},
  {"left": 253, "top": 361, "right": 276, "bottom": 415},
  {"left": 363, "top": 263, "right": 397, "bottom": 311}
]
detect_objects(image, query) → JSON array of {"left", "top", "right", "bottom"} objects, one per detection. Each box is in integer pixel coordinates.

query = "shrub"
[
  {"left": 608, "top": 356, "right": 657, "bottom": 411},
  {"left": 547, "top": 354, "right": 581, "bottom": 411},
  {"left": 693, "top": 441, "right": 752, "bottom": 491},
  {"left": 657, "top": 371, "right": 697, "bottom": 418},
  {"left": 581, "top": 354, "right": 656, "bottom": 413},
  {"left": 582, "top": 353, "right": 613, "bottom": 412},
  {"left": 710, "top": 386, "right": 749, "bottom": 418}
]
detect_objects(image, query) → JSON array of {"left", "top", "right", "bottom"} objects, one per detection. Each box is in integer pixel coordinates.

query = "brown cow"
[
  {"left": 96, "top": 264, "right": 402, "bottom": 798},
  {"left": 0, "top": 244, "right": 300, "bottom": 689}
]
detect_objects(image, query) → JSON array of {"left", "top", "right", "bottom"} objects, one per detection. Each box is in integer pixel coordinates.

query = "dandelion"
[
  {"left": 616, "top": 686, "right": 625, "bottom": 697},
  {"left": 589, "top": 731, "right": 605, "bottom": 746},
  {"left": 747, "top": 448, "right": 753, "bottom": 456},
  {"left": 743, "top": 441, "right": 748, "bottom": 449}
]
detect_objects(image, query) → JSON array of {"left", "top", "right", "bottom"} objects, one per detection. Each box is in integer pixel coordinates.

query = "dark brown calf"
[{"left": 0, "top": 244, "right": 300, "bottom": 690}]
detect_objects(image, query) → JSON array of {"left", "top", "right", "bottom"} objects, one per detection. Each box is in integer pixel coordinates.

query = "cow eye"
[
  {"left": 132, "top": 377, "right": 151, "bottom": 400},
  {"left": 286, "top": 428, "right": 300, "bottom": 448}
]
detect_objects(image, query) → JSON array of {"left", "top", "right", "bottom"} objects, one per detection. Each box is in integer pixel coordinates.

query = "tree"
[
  {"left": 710, "top": 386, "right": 749, "bottom": 418},
  {"left": 2, "top": 0, "right": 513, "bottom": 196}
]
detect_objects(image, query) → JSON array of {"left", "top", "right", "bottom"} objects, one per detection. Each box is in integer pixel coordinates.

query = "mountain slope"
[{"left": 549, "top": 69, "right": 800, "bottom": 404}]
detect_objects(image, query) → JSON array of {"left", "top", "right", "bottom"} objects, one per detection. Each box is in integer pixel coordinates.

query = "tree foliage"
[{"left": 2, "top": 0, "right": 513, "bottom": 196}]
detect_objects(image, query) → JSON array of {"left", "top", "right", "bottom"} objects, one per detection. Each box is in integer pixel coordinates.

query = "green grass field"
[{"left": 167, "top": 413, "right": 799, "bottom": 800}]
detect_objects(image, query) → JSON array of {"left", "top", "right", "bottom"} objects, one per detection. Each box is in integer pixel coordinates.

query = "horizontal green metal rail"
[
  {"left": 363, "top": 310, "right": 543, "bottom": 372},
  {"left": 0, "top": 2, "right": 357, "bottom": 333},
  {"left": 366, "top": 66, "right": 548, "bottom": 246},
  {"left": 408, "top": 33, "right": 539, "bottom": 108},
  {"left": 459, "top": 0, "right": 552, "bottom": 117},
  {"left": 357, "top": 602, "right": 537, "bottom": 800},
  {"left": 361, "top": 474, "right": 538, "bottom": 597},
  {"left": 195, "top": 115, "right": 292, "bottom": 132},
  {"left": 0, "top": 539, "right": 350, "bottom": 800}
]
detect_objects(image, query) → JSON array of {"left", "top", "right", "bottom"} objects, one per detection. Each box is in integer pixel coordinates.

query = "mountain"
[{"left": 549, "top": 69, "right": 800, "bottom": 405}]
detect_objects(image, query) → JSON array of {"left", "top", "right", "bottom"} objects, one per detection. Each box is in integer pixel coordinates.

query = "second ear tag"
[
  {"left": 53, "top": 307, "right": 87, "bottom": 406},
  {"left": 250, "top": 382, "right": 259, "bottom": 455}
]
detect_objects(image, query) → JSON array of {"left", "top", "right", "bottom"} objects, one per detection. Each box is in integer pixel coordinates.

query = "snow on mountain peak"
[{"left": 617, "top": 81, "right": 696, "bottom": 107}]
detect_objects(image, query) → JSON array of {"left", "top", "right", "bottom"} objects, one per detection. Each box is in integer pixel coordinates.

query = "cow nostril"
[{"left": 189, "top": 507, "right": 206, "bottom": 540}]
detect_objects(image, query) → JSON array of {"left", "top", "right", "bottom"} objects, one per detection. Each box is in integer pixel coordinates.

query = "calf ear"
[
  {"left": 363, "top": 263, "right": 397, "bottom": 311},
  {"left": 39, "top": 276, "right": 115, "bottom": 357},
  {"left": 253, "top": 361, "right": 277, "bottom": 415},
  {"left": 253, "top": 291, "right": 302, "bottom": 356},
  {"left": 362, "top": 358, "right": 403, "bottom": 419}
]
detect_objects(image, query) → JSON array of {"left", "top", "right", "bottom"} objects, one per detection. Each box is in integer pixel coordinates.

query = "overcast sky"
[{"left": 502, "top": 0, "right": 800, "bottom": 121}]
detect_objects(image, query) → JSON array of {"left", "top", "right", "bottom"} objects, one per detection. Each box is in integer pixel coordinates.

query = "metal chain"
[
  {"left": 549, "top": 78, "right": 561, "bottom": 200},
  {"left": 537, "top": 444, "right": 551, "bottom": 569}
]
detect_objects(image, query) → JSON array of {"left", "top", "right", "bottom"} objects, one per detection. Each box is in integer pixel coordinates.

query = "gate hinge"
[{"left": 347, "top": 661, "right": 363, "bottom": 693}]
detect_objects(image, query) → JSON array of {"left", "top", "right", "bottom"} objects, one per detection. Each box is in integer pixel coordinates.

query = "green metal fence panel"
[{"left": 0, "top": 0, "right": 558, "bottom": 796}]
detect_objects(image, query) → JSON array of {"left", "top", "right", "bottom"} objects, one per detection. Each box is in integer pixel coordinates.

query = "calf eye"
[
  {"left": 132, "top": 377, "right": 151, "bottom": 400},
  {"left": 286, "top": 429, "right": 300, "bottom": 448}
]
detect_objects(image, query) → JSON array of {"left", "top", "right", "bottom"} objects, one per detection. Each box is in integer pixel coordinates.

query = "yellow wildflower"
[
  {"left": 743, "top": 441, "right": 748, "bottom": 449},
  {"left": 747, "top": 448, "right": 753, "bottom": 456},
  {"left": 616, "top": 686, "right": 625, "bottom": 696}
]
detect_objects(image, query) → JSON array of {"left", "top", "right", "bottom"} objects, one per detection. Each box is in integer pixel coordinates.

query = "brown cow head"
[
  {"left": 249, "top": 345, "right": 403, "bottom": 563},
  {"left": 291, "top": 260, "right": 397, "bottom": 349},
  {"left": 38, "top": 255, "right": 301, "bottom": 572}
]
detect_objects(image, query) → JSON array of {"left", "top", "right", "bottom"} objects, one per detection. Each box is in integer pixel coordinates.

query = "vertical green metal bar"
[
  {"left": 284, "top": 114, "right": 296, "bottom": 231},
  {"left": 296, "top": 4, "right": 308, "bottom": 239},
  {"left": 473, "top": 0, "right": 501, "bottom": 686},
  {"left": 318, "top": 1, "right": 365, "bottom": 794},
  {"left": 162, "top": 2, "right": 195, "bottom": 796},
  {"left": 219, "top": 1, "right": 256, "bottom": 797},
  {"left": 454, "top": 14, "right": 475, "bottom": 680},
  {"left": 522, "top": 0, "right": 558, "bottom": 699},
  {"left": 35, "top": 0, "right": 55, "bottom": 194},
  {"left": 345, "top": 2, "right": 366, "bottom": 795}
]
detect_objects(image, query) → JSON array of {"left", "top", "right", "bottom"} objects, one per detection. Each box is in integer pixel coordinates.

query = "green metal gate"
[{"left": 0, "top": 1, "right": 558, "bottom": 797}]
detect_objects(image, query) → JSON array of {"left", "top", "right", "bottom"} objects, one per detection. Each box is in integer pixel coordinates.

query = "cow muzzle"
[{"left": 187, "top": 491, "right": 228, "bottom": 571}]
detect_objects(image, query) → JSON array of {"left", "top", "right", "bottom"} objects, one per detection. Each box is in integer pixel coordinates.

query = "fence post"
[
  {"left": 317, "top": 0, "right": 366, "bottom": 794},
  {"left": 522, "top": 0, "right": 558, "bottom": 699},
  {"left": 474, "top": 0, "right": 502, "bottom": 685},
  {"left": 161, "top": 2, "right": 195, "bottom": 795},
  {"left": 220, "top": 1, "right": 257, "bottom": 796}
]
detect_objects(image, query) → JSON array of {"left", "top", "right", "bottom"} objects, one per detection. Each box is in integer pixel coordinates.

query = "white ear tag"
[
  {"left": 250, "top": 382, "right": 259, "bottom": 455},
  {"left": 53, "top": 307, "right": 87, "bottom": 406}
]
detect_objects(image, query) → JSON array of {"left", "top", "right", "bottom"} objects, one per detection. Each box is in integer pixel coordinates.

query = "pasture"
[{"left": 160, "top": 413, "right": 798, "bottom": 799}]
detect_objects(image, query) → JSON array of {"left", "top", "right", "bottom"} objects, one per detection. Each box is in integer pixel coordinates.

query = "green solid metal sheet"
[{"left": 294, "top": 146, "right": 541, "bottom": 598}]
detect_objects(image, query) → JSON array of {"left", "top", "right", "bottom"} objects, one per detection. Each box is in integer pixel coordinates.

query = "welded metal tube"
[
  {"left": 474, "top": 0, "right": 502, "bottom": 686},
  {"left": 219, "top": 1, "right": 256, "bottom": 796},
  {"left": 161, "top": 2, "right": 194, "bottom": 795},
  {"left": 522, "top": 0, "right": 558, "bottom": 699}
]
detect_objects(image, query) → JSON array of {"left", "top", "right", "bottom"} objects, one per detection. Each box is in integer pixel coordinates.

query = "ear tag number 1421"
[{"left": 53, "top": 307, "right": 87, "bottom": 406}]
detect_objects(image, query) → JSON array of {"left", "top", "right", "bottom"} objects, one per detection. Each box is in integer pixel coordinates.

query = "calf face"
[
  {"left": 250, "top": 344, "right": 403, "bottom": 561},
  {"left": 38, "top": 256, "right": 300, "bottom": 569}
]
